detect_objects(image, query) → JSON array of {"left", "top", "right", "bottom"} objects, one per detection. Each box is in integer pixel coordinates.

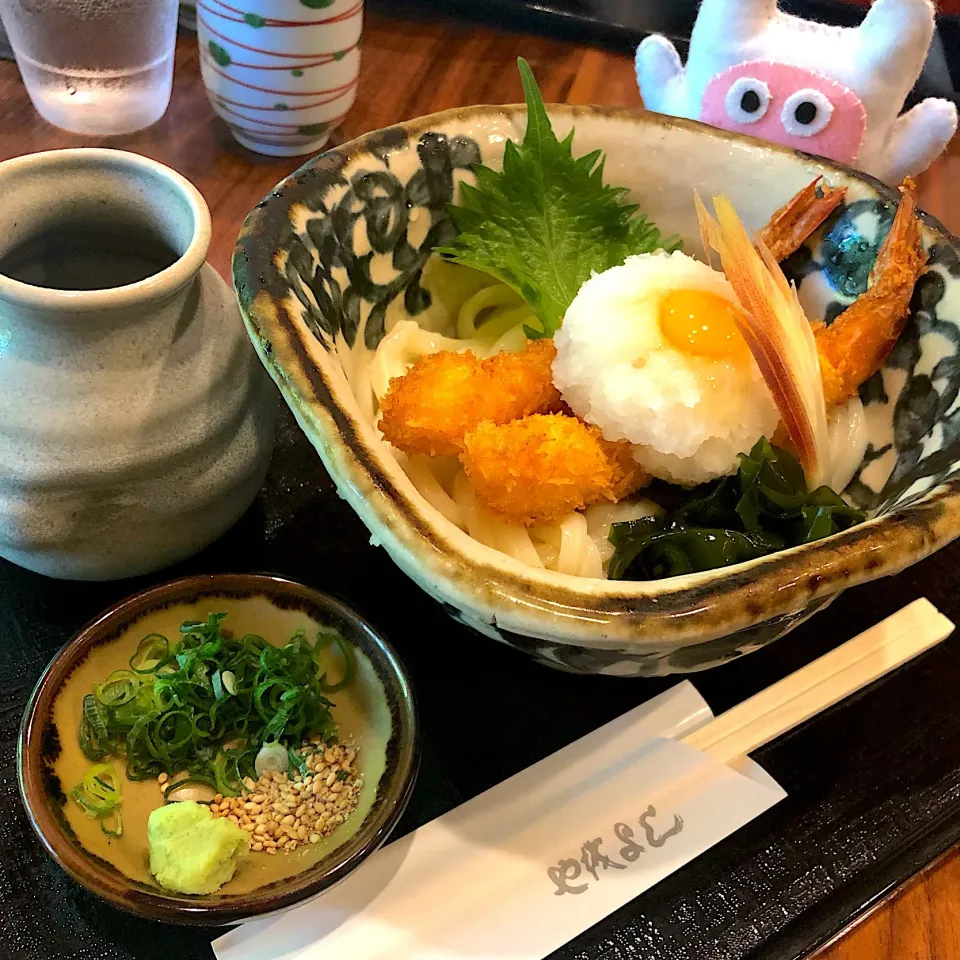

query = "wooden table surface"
[{"left": 0, "top": 9, "right": 958, "bottom": 958}]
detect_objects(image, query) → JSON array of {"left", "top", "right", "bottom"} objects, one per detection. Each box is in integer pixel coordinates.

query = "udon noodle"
[{"left": 395, "top": 450, "right": 657, "bottom": 577}]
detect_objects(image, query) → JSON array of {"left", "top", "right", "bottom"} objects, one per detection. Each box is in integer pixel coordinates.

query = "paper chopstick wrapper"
[
  {"left": 215, "top": 599, "right": 952, "bottom": 960},
  {"left": 215, "top": 682, "right": 781, "bottom": 960}
]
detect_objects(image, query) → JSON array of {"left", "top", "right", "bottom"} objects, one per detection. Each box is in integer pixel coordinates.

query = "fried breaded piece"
[
  {"left": 460, "top": 414, "right": 648, "bottom": 525},
  {"left": 494, "top": 338, "right": 561, "bottom": 417},
  {"left": 605, "top": 437, "right": 650, "bottom": 501},
  {"left": 378, "top": 340, "right": 560, "bottom": 456}
]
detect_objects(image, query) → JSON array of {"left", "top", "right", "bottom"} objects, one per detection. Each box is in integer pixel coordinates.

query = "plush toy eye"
[
  {"left": 724, "top": 77, "right": 771, "bottom": 124},
  {"left": 781, "top": 88, "right": 834, "bottom": 137}
]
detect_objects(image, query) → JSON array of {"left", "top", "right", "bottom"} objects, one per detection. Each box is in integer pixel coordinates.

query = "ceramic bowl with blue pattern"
[{"left": 233, "top": 104, "right": 960, "bottom": 677}]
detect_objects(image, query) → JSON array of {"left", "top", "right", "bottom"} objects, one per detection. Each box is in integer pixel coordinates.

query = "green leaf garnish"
[
  {"left": 71, "top": 763, "right": 123, "bottom": 835},
  {"left": 608, "top": 438, "right": 866, "bottom": 580},
  {"left": 438, "top": 57, "right": 679, "bottom": 337}
]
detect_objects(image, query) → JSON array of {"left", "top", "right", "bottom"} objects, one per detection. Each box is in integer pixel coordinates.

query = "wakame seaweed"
[{"left": 607, "top": 438, "right": 866, "bottom": 581}]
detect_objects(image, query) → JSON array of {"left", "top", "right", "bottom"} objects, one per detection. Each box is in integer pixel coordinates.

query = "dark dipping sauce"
[{"left": 0, "top": 227, "right": 180, "bottom": 290}]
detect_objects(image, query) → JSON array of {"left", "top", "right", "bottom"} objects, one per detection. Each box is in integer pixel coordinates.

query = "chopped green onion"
[
  {"left": 129, "top": 634, "right": 170, "bottom": 675},
  {"left": 255, "top": 742, "right": 289, "bottom": 778},
  {"left": 82, "top": 694, "right": 109, "bottom": 742},
  {"left": 76, "top": 613, "right": 347, "bottom": 798},
  {"left": 71, "top": 763, "right": 122, "bottom": 821},
  {"left": 212, "top": 751, "right": 241, "bottom": 797},
  {"left": 78, "top": 717, "right": 106, "bottom": 761},
  {"left": 163, "top": 774, "right": 217, "bottom": 802},
  {"left": 155, "top": 710, "right": 194, "bottom": 751},
  {"left": 94, "top": 669, "right": 142, "bottom": 707},
  {"left": 100, "top": 807, "right": 122, "bottom": 838},
  {"left": 287, "top": 747, "right": 309, "bottom": 777},
  {"left": 314, "top": 629, "right": 355, "bottom": 693}
]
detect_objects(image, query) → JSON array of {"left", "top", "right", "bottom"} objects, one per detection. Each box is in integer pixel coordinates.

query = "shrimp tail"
[{"left": 757, "top": 177, "right": 847, "bottom": 263}]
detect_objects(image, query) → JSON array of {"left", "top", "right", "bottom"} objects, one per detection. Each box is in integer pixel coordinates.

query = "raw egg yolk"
[{"left": 659, "top": 289, "right": 751, "bottom": 362}]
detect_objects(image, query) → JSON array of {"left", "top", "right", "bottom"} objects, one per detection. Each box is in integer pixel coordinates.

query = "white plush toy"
[{"left": 635, "top": 0, "right": 958, "bottom": 184}]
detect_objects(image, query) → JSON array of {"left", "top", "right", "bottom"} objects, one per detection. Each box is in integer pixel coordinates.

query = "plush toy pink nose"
[{"left": 700, "top": 60, "right": 867, "bottom": 165}]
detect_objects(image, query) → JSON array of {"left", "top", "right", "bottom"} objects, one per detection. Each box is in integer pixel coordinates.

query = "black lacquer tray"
[
  {"left": 4, "top": 405, "right": 960, "bottom": 960},
  {"left": 372, "top": 0, "right": 867, "bottom": 52}
]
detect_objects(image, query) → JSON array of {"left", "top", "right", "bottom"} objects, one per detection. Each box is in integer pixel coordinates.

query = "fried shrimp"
[
  {"left": 378, "top": 339, "right": 560, "bottom": 456},
  {"left": 814, "top": 179, "right": 927, "bottom": 407},
  {"left": 757, "top": 177, "right": 847, "bottom": 263},
  {"left": 752, "top": 175, "right": 925, "bottom": 407},
  {"left": 460, "top": 414, "right": 649, "bottom": 525},
  {"left": 697, "top": 177, "right": 925, "bottom": 488}
]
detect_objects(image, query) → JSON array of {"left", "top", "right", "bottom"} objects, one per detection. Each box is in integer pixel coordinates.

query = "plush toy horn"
[
  {"left": 637, "top": 0, "right": 777, "bottom": 115},
  {"left": 852, "top": 0, "right": 956, "bottom": 182},
  {"left": 855, "top": 0, "right": 935, "bottom": 86}
]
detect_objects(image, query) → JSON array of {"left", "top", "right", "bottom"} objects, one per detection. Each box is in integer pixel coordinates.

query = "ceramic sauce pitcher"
[{"left": 0, "top": 148, "right": 277, "bottom": 580}]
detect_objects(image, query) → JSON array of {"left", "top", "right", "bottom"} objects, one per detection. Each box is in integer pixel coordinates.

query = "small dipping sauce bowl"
[{"left": 18, "top": 573, "right": 418, "bottom": 924}]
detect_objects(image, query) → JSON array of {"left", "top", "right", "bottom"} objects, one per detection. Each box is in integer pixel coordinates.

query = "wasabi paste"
[{"left": 148, "top": 800, "right": 248, "bottom": 894}]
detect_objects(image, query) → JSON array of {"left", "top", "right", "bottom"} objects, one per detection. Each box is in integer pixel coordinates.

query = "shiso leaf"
[
  {"left": 695, "top": 191, "right": 829, "bottom": 490},
  {"left": 437, "top": 57, "right": 679, "bottom": 337}
]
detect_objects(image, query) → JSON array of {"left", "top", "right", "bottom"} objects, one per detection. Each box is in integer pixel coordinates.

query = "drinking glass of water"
[{"left": 0, "top": 0, "right": 179, "bottom": 136}]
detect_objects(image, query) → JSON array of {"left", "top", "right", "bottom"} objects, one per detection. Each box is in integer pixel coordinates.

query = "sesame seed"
[{"left": 208, "top": 739, "right": 361, "bottom": 855}]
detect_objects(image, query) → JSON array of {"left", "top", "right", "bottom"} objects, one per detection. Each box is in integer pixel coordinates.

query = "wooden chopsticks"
[{"left": 683, "top": 599, "right": 954, "bottom": 766}]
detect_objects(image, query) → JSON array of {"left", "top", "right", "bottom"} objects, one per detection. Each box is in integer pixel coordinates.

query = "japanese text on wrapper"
[{"left": 547, "top": 804, "right": 684, "bottom": 895}]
